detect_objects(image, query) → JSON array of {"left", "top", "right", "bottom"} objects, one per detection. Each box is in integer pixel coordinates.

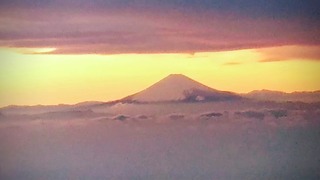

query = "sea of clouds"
[{"left": 0, "top": 103, "right": 319, "bottom": 179}]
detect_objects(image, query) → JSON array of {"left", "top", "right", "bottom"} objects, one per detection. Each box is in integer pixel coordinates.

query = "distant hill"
[
  {"left": 244, "top": 89, "right": 320, "bottom": 102},
  {"left": 1, "top": 75, "right": 319, "bottom": 112}
]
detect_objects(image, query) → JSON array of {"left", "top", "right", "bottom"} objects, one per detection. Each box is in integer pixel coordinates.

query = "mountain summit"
[{"left": 122, "top": 74, "right": 241, "bottom": 103}]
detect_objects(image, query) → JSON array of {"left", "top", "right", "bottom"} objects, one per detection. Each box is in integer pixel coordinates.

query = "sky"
[{"left": 0, "top": 0, "right": 320, "bottom": 107}]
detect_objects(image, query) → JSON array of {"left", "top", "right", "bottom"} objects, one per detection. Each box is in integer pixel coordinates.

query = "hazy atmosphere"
[
  {"left": 1, "top": 0, "right": 320, "bottom": 107},
  {"left": 0, "top": 0, "right": 319, "bottom": 179}
]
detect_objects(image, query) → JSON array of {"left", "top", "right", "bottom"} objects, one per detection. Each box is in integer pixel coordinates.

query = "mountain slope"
[{"left": 121, "top": 74, "right": 241, "bottom": 103}]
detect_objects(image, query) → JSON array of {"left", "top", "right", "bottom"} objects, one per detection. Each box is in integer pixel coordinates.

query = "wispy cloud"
[
  {"left": 0, "top": 1, "right": 319, "bottom": 54},
  {"left": 223, "top": 62, "right": 242, "bottom": 66},
  {"left": 258, "top": 45, "right": 320, "bottom": 62}
]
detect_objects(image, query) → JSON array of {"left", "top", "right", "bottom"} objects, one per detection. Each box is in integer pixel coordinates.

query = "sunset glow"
[
  {"left": 1, "top": 2, "right": 320, "bottom": 179},
  {"left": 1, "top": 45, "right": 319, "bottom": 107},
  {"left": 0, "top": 0, "right": 319, "bottom": 107}
]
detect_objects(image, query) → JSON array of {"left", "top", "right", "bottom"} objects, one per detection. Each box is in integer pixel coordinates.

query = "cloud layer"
[
  {"left": 258, "top": 46, "right": 320, "bottom": 62},
  {"left": 0, "top": 0, "right": 319, "bottom": 54}
]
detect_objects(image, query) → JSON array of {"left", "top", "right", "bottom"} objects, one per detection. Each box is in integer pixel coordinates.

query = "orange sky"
[
  {"left": 1, "top": 0, "right": 319, "bottom": 107},
  {"left": 0, "top": 45, "right": 319, "bottom": 107}
]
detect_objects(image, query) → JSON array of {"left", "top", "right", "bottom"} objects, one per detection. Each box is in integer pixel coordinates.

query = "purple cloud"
[{"left": 0, "top": 1, "right": 319, "bottom": 54}]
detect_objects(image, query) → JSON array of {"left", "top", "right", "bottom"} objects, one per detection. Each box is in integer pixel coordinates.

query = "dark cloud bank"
[{"left": 0, "top": 0, "right": 319, "bottom": 54}]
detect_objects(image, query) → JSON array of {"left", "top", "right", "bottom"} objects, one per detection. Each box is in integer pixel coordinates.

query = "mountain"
[
  {"left": 121, "top": 74, "right": 241, "bottom": 103},
  {"left": 244, "top": 89, "right": 320, "bottom": 102}
]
